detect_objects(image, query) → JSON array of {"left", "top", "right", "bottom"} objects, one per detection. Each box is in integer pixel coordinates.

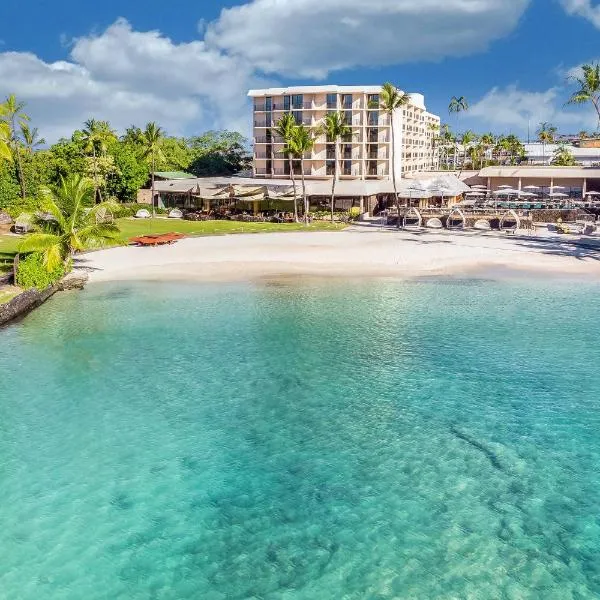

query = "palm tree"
[
  {"left": 537, "top": 122, "right": 557, "bottom": 165},
  {"left": 504, "top": 134, "right": 525, "bottom": 165},
  {"left": 551, "top": 144, "right": 577, "bottom": 166},
  {"left": 566, "top": 63, "right": 600, "bottom": 130},
  {"left": 459, "top": 130, "right": 477, "bottom": 170},
  {"left": 0, "top": 122, "right": 12, "bottom": 163},
  {"left": 81, "top": 119, "right": 117, "bottom": 202},
  {"left": 274, "top": 113, "right": 300, "bottom": 222},
  {"left": 286, "top": 124, "right": 317, "bottom": 224},
  {"left": 19, "top": 174, "right": 121, "bottom": 271},
  {"left": 479, "top": 133, "right": 495, "bottom": 168},
  {"left": 380, "top": 83, "right": 411, "bottom": 226},
  {"left": 20, "top": 123, "right": 45, "bottom": 153},
  {"left": 428, "top": 122, "right": 441, "bottom": 169},
  {"left": 139, "top": 122, "right": 165, "bottom": 218},
  {"left": 0, "top": 94, "right": 29, "bottom": 199},
  {"left": 323, "top": 112, "right": 352, "bottom": 221}
]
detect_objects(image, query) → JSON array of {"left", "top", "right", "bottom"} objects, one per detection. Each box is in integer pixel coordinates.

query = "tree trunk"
[
  {"left": 11, "top": 116, "right": 26, "bottom": 199},
  {"left": 390, "top": 117, "right": 400, "bottom": 229},
  {"left": 300, "top": 156, "right": 308, "bottom": 225},
  {"left": 289, "top": 156, "right": 299, "bottom": 223},
  {"left": 151, "top": 154, "right": 156, "bottom": 219},
  {"left": 330, "top": 141, "right": 338, "bottom": 222},
  {"left": 92, "top": 146, "right": 98, "bottom": 203}
]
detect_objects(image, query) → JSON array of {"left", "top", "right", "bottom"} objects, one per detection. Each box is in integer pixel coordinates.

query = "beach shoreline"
[{"left": 79, "top": 228, "right": 600, "bottom": 284}]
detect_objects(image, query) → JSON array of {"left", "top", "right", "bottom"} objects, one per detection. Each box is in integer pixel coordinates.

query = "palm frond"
[{"left": 18, "top": 233, "right": 62, "bottom": 254}]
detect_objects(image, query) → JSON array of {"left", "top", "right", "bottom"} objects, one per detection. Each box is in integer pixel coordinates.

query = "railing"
[
  {"left": 254, "top": 137, "right": 271, "bottom": 144},
  {"left": 254, "top": 153, "right": 271, "bottom": 159}
]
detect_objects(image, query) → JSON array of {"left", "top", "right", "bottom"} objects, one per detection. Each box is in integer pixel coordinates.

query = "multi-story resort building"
[{"left": 248, "top": 86, "right": 440, "bottom": 181}]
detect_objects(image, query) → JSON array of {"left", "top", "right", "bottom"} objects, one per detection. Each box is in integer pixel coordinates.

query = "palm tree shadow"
[{"left": 515, "top": 237, "right": 600, "bottom": 261}]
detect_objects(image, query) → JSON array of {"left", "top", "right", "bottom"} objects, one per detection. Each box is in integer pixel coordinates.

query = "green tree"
[
  {"left": 286, "top": 124, "right": 317, "bottom": 224},
  {"left": 479, "top": 133, "right": 495, "bottom": 168},
  {"left": 80, "top": 119, "right": 117, "bottom": 202},
  {"left": 322, "top": 112, "right": 352, "bottom": 221},
  {"left": 188, "top": 131, "right": 250, "bottom": 176},
  {"left": 106, "top": 140, "right": 149, "bottom": 202},
  {"left": 551, "top": 144, "right": 577, "bottom": 166},
  {"left": 274, "top": 113, "right": 300, "bottom": 222},
  {"left": 537, "top": 122, "right": 557, "bottom": 165},
  {"left": 139, "top": 122, "right": 165, "bottom": 218},
  {"left": 0, "top": 121, "right": 12, "bottom": 163},
  {"left": 0, "top": 94, "right": 29, "bottom": 199},
  {"left": 459, "top": 130, "right": 477, "bottom": 170},
  {"left": 380, "top": 83, "right": 411, "bottom": 225},
  {"left": 20, "top": 123, "right": 45, "bottom": 154},
  {"left": 19, "top": 174, "right": 121, "bottom": 271},
  {"left": 567, "top": 63, "right": 600, "bottom": 129}
]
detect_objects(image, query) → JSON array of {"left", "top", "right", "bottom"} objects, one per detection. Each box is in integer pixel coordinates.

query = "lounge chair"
[
  {"left": 135, "top": 209, "right": 151, "bottom": 219},
  {"left": 168, "top": 209, "right": 183, "bottom": 219}
]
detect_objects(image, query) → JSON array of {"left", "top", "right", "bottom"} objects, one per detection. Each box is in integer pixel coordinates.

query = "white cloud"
[
  {"left": 206, "top": 0, "right": 531, "bottom": 79},
  {"left": 560, "top": 0, "right": 600, "bottom": 27},
  {"left": 0, "top": 19, "right": 265, "bottom": 142},
  {"left": 465, "top": 81, "right": 599, "bottom": 136},
  {"left": 0, "top": 1, "right": 533, "bottom": 141}
]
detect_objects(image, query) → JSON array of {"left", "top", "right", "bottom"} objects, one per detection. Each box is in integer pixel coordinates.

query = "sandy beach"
[{"left": 80, "top": 227, "right": 600, "bottom": 283}]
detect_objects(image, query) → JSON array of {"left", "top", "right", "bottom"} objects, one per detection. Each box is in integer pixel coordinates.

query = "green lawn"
[
  {"left": 116, "top": 217, "right": 347, "bottom": 241},
  {"left": 0, "top": 235, "right": 19, "bottom": 273}
]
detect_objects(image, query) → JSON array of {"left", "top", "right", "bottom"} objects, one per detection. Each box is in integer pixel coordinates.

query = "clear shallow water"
[{"left": 1, "top": 278, "right": 600, "bottom": 599}]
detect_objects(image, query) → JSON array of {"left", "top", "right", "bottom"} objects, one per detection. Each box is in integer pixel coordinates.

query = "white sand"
[{"left": 80, "top": 228, "right": 600, "bottom": 283}]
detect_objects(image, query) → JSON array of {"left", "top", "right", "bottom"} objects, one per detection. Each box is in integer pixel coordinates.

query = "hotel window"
[
  {"left": 265, "top": 97, "right": 272, "bottom": 111},
  {"left": 341, "top": 94, "right": 353, "bottom": 109},
  {"left": 343, "top": 111, "right": 352, "bottom": 125},
  {"left": 367, "top": 161, "right": 377, "bottom": 176},
  {"left": 342, "top": 144, "right": 352, "bottom": 159},
  {"left": 326, "top": 160, "right": 335, "bottom": 175},
  {"left": 343, "top": 160, "right": 352, "bottom": 175},
  {"left": 367, "top": 111, "right": 378, "bottom": 127},
  {"left": 367, "top": 94, "right": 379, "bottom": 109},
  {"left": 283, "top": 96, "right": 291, "bottom": 111},
  {"left": 326, "top": 146, "right": 335, "bottom": 160},
  {"left": 326, "top": 94, "right": 337, "bottom": 109},
  {"left": 367, "top": 128, "right": 378, "bottom": 143},
  {"left": 292, "top": 111, "right": 303, "bottom": 124},
  {"left": 342, "top": 132, "right": 353, "bottom": 143},
  {"left": 292, "top": 94, "right": 303, "bottom": 109},
  {"left": 368, "top": 144, "right": 378, "bottom": 160}
]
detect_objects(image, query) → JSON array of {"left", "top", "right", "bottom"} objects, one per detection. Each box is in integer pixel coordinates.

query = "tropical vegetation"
[
  {"left": 322, "top": 112, "right": 352, "bottom": 221},
  {"left": 567, "top": 63, "right": 600, "bottom": 129}
]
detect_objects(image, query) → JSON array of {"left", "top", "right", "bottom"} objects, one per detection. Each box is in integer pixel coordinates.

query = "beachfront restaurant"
[{"left": 151, "top": 175, "right": 470, "bottom": 217}]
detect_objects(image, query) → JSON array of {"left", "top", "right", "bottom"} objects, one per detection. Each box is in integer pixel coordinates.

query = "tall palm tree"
[
  {"left": 139, "top": 122, "right": 165, "bottom": 218},
  {"left": 286, "top": 124, "right": 317, "bottom": 224},
  {"left": 380, "top": 83, "right": 411, "bottom": 226},
  {"left": 81, "top": 119, "right": 117, "bottom": 202},
  {"left": 20, "top": 123, "right": 45, "bottom": 153},
  {"left": 19, "top": 174, "right": 121, "bottom": 271},
  {"left": 274, "top": 113, "right": 300, "bottom": 222},
  {"left": 0, "top": 94, "right": 29, "bottom": 199},
  {"left": 479, "top": 133, "right": 495, "bottom": 168},
  {"left": 428, "top": 122, "right": 441, "bottom": 169},
  {"left": 566, "top": 63, "right": 600, "bottom": 130},
  {"left": 459, "top": 130, "right": 477, "bottom": 170},
  {"left": 0, "top": 122, "right": 12, "bottom": 163},
  {"left": 449, "top": 96, "right": 469, "bottom": 116},
  {"left": 537, "top": 122, "right": 557, "bottom": 165},
  {"left": 323, "top": 112, "right": 352, "bottom": 221}
]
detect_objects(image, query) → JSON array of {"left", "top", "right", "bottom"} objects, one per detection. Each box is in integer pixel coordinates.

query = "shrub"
[{"left": 15, "top": 252, "right": 69, "bottom": 290}]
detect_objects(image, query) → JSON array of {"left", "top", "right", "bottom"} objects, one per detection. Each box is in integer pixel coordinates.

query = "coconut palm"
[
  {"left": 19, "top": 174, "right": 121, "bottom": 271},
  {"left": 285, "top": 124, "right": 317, "bottom": 224},
  {"left": 139, "top": 122, "right": 165, "bottom": 218},
  {"left": 566, "top": 63, "right": 600, "bottom": 130},
  {"left": 380, "top": 83, "right": 411, "bottom": 225},
  {"left": 537, "top": 122, "right": 557, "bottom": 165},
  {"left": 479, "top": 133, "right": 495, "bottom": 168},
  {"left": 81, "top": 119, "right": 117, "bottom": 202},
  {"left": 428, "top": 122, "right": 441, "bottom": 169},
  {"left": 0, "top": 94, "right": 29, "bottom": 199},
  {"left": 0, "top": 122, "right": 12, "bottom": 163},
  {"left": 449, "top": 96, "right": 469, "bottom": 116},
  {"left": 274, "top": 113, "right": 300, "bottom": 222},
  {"left": 459, "top": 130, "right": 477, "bottom": 169},
  {"left": 551, "top": 144, "right": 577, "bottom": 166},
  {"left": 323, "top": 112, "right": 352, "bottom": 221},
  {"left": 20, "top": 123, "right": 45, "bottom": 153}
]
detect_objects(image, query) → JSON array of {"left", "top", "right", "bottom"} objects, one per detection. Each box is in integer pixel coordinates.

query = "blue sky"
[{"left": 0, "top": 0, "right": 598, "bottom": 141}]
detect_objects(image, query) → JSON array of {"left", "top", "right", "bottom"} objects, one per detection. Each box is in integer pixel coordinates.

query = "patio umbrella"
[
  {"left": 493, "top": 189, "right": 520, "bottom": 195},
  {"left": 585, "top": 191, "right": 600, "bottom": 196},
  {"left": 549, "top": 192, "right": 568, "bottom": 198},
  {"left": 466, "top": 191, "right": 486, "bottom": 196},
  {"left": 523, "top": 185, "right": 540, "bottom": 190},
  {"left": 471, "top": 184, "right": 488, "bottom": 189},
  {"left": 498, "top": 185, "right": 512, "bottom": 189}
]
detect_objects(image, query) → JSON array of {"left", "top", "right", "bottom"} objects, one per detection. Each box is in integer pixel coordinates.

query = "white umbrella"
[
  {"left": 466, "top": 191, "right": 486, "bottom": 196},
  {"left": 493, "top": 189, "right": 520, "bottom": 195},
  {"left": 523, "top": 185, "right": 540, "bottom": 190},
  {"left": 518, "top": 191, "right": 537, "bottom": 197},
  {"left": 549, "top": 192, "right": 568, "bottom": 198},
  {"left": 498, "top": 184, "right": 512, "bottom": 189},
  {"left": 471, "top": 184, "right": 488, "bottom": 189},
  {"left": 551, "top": 185, "right": 566, "bottom": 190},
  {"left": 585, "top": 191, "right": 600, "bottom": 196}
]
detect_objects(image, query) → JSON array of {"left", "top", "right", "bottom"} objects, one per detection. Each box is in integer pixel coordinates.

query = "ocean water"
[{"left": 1, "top": 278, "right": 600, "bottom": 599}]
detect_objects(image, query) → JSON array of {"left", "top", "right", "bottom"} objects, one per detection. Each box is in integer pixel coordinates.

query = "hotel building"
[{"left": 248, "top": 86, "right": 440, "bottom": 181}]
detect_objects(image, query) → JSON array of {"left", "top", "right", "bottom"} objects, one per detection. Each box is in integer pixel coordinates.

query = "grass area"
[
  {"left": 116, "top": 217, "right": 347, "bottom": 241},
  {"left": 0, "top": 235, "right": 19, "bottom": 274}
]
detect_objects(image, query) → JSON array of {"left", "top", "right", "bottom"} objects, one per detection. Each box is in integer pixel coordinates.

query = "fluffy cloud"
[
  {"left": 0, "top": 0, "right": 533, "bottom": 141},
  {"left": 560, "top": 0, "right": 600, "bottom": 27},
  {"left": 465, "top": 80, "right": 598, "bottom": 135},
  {"left": 0, "top": 19, "right": 265, "bottom": 141},
  {"left": 206, "top": 0, "right": 531, "bottom": 79}
]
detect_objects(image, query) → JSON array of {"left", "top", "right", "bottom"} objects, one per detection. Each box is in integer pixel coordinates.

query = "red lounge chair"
[{"left": 129, "top": 233, "right": 185, "bottom": 246}]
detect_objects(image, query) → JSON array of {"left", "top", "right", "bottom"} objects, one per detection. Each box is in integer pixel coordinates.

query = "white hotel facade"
[{"left": 248, "top": 85, "right": 440, "bottom": 182}]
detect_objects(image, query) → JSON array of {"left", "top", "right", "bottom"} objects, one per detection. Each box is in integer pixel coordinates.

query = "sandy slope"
[{"left": 80, "top": 227, "right": 600, "bottom": 283}]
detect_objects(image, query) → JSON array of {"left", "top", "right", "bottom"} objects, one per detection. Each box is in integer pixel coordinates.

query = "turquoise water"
[{"left": 1, "top": 278, "right": 600, "bottom": 599}]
